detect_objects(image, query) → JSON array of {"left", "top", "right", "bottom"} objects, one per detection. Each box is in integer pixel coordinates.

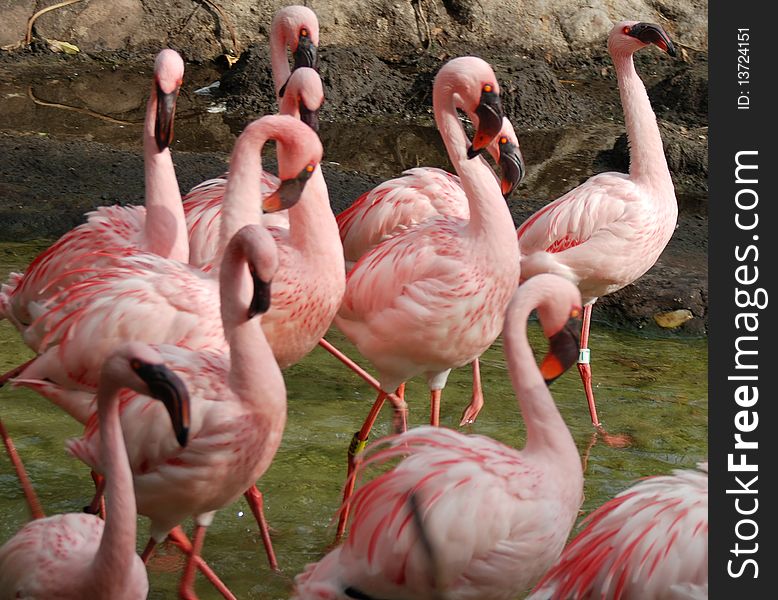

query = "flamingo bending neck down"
[
  {"left": 528, "top": 462, "right": 708, "bottom": 600},
  {"left": 0, "top": 343, "right": 190, "bottom": 600},
  {"left": 293, "top": 274, "right": 584, "bottom": 600},
  {"left": 64, "top": 223, "right": 286, "bottom": 599},
  {"left": 333, "top": 56, "right": 520, "bottom": 539},
  {"left": 13, "top": 116, "right": 319, "bottom": 578},
  {"left": 517, "top": 21, "right": 677, "bottom": 441},
  {"left": 0, "top": 48, "right": 186, "bottom": 345}
]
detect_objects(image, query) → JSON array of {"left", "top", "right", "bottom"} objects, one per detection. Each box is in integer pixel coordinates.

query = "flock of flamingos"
[{"left": 0, "top": 5, "right": 707, "bottom": 599}]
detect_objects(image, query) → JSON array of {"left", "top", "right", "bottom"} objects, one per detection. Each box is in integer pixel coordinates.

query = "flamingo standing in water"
[
  {"left": 517, "top": 22, "right": 678, "bottom": 438},
  {"left": 64, "top": 223, "right": 287, "bottom": 600},
  {"left": 333, "top": 56, "right": 520, "bottom": 538},
  {"left": 528, "top": 462, "right": 708, "bottom": 600},
  {"left": 0, "top": 343, "right": 190, "bottom": 600},
  {"left": 0, "top": 48, "right": 187, "bottom": 349},
  {"left": 294, "top": 274, "right": 585, "bottom": 599},
  {"left": 13, "top": 116, "right": 320, "bottom": 577},
  {"left": 336, "top": 116, "right": 525, "bottom": 426}
]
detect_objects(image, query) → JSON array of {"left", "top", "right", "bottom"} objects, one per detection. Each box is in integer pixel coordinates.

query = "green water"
[{"left": 0, "top": 243, "right": 707, "bottom": 599}]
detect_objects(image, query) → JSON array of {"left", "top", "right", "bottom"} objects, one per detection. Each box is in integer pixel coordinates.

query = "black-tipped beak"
[
  {"left": 248, "top": 270, "right": 271, "bottom": 318},
  {"left": 539, "top": 317, "right": 582, "bottom": 385},
  {"left": 300, "top": 103, "right": 320, "bottom": 133},
  {"left": 154, "top": 82, "right": 179, "bottom": 151},
  {"left": 628, "top": 22, "right": 676, "bottom": 57},
  {"left": 262, "top": 167, "right": 314, "bottom": 212},
  {"left": 294, "top": 34, "right": 318, "bottom": 71},
  {"left": 136, "top": 362, "right": 190, "bottom": 447},
  {"left": 498, "top": 142, "right": 525, "bottom": 198},
  {"left": 468, "top": 89, "right": 504, "bottom": 159}
]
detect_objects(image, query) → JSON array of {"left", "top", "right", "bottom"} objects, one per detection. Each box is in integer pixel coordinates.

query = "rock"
[
  {"left": 2, "top": 0, "right": 708, "bottom": 61},
  {"left": 654, "top": 309, "right": 694, "bottom": 329}
]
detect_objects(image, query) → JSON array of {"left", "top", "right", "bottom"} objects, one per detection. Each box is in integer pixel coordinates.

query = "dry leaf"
[
  {"left": 47, "top": 39, "right": 79, "bottom": 54},
  {"left": 653, "top": 309, "right": 693, "bottom": 329}
]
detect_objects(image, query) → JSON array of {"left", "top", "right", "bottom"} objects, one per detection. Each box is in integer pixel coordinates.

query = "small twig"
[
  {"left": 199, "top": 0, "right": 241, "bottom": 58},
  {"left": 26, "top": 0, "right": 84, "bottom": 46},
  {"left": 27, "top": 86, "right": 134, "bottom": 125}
]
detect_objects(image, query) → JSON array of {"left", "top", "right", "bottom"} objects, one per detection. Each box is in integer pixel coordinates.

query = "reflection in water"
[{"left": 0, "top": 244, "right": 707, "bottom": 599}]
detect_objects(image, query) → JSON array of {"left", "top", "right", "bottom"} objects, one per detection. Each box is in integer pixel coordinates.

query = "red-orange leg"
[
  {"left": 0, "top": 416, "right": 44, "bottom": 520},
  {"left": 243, "top": 486, "right": 279, "bottom": 571},
  {"left": 179, "top": 525, "right": 208, "bottom": 600},
  {"left": 429, "top": 389, "right": 442, "bottom": 426},
  {"left": 166, "top": 527, "right": 236, "bottom": 600},
  {"left": 84, "top": 470, "right": 106, "bottom": 518},
  {"left": 459, "top": 359, "right": 484, "bottom": 426},
  {"left": 577, "top": 303, "right": 601, "bottom": 427}
]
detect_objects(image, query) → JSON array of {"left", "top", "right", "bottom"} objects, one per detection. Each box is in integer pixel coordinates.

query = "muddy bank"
[{"left": 0, "top": 34, "right": 707, "bottom": 337}]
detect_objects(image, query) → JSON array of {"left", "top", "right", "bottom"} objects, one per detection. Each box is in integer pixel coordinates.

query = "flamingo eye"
[
  {"left": 483, "top": 83, "right": 493, "bottom": 93},
  {"left": 130, "top": 359, "right": 142, "bottom": 371},
  {"left": 300, "top": 28, "right": 309, "bottom": 37},
  {"left": 570, "top": 308, "right": 581, "bottom": 318},
  {"left": 499, "top": 136, "right": 508, "bottom": 145},
  {"left": 306, "top": 164, "right": 315, "bottom": 173},
  {"left": 623, "top": 26, "right": 631, "bottom": 34}
]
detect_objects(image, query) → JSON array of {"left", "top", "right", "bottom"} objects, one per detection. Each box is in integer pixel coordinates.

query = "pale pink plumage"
[
  {"left": 335, "top": 57, "right": 519, "bottom": 397},
  {"left": 294, "top": 274, "right": 585, "bottom": 600},
  {"left": 0, "top": 342, "right": 190, "bottom": 600},
  {"left": 15, "top": 116, "right": 323, "bottom": 405},
  {"left": 517, "top": 22, "right": 678, "bottom": 431},
  {"left": 0, "top": 49, "right": 186, "bottom": 338},
  {"left": 337, "top": 118, "right": 521, "bottom": 271},
  {"left": 66, "top": 224, "right": 286, "bottom": 595},
  {"left": 528, "top": 463, "right": 708, "bottom": 600},
  {"left": 518, "top": 22, "right": 677, "bottom": 304}
]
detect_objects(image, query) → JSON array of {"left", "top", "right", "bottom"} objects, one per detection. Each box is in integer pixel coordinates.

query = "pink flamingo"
[
  {"left": 0, "top": 48, "right": 187, "bottom": 350},
  {"left": 0, "top": 342, "right": 190, "bottom": 600},
  {"left": 333, "top": 56, "right": 520, "bottom": 538},
  {"left": 13, "top": 116, "right": 320, "bottom": 579},
  {"left": 528, "top": 462, "right": 708, "bottom": 600},
  {"left": 517, "top": 21, "right": 677, "bottom": 440},
  {"left": 335, "top": 116, "right": 524, "bottom": 426},
  {"left": 185, "top": 66, "right": 325, "bottom": 268},
  {"left": 293, "top": 274, "right": 585, "bottom": 599},
  {"left": 63, "top": 223, "right": 287, "bottom": 599}
]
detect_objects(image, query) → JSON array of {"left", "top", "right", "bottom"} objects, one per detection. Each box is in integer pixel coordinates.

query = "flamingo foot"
[
  {"left": 595, "top": 424, "right": 633, "bottom": 448},
  {"left": 243, "top": 486, "right": 280, "bottom": 571},
  {"left": 459, "top": 393, "right": 484, "bottom": 427}
]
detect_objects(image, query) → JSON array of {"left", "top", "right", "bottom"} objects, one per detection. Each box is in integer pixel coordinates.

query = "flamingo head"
[
  {"left": 278, "top": 67, "right": 324, "bottom": 133},
  {"left": 262, "top": 115, "right": 324, "bottom": 213},
  {"left": 274, "top": 5, "right": 320, "bottom": 97},
  {"left": 233, "top": 224, "right": 279, "bottom": 319},
  {"left": 153, "top": 48, "right": 185, "bottom": 151},
  {"left": 487, "top": 118, "right": 525, "bottom": 198},
  {"left": 106, "top": 343, "right": 191, "bottom": 447},
  {"left": 610, "top": 21, "right": 676, "bottom": 58},
  {"left": 533, "top": 276, "right": 584, "bottom": 385}
]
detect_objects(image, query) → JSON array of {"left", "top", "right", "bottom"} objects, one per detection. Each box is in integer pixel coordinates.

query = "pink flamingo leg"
[
  {"left": 459, "top": 359, "right": 484, "bottom": 426},
  {"left": 243, "top": 486, "right": 279, "bottom": 571},
  {"left": 179, "top": 524, "right": 208, "bottom": 600},
  {"left": 84, "top": 470, "right": 106, "bottom": 518},
  {"left": 318, "top": 338, "right": 407, "bottom": 432},
  {"left": 0, "top": 416, "right": 45, "bottom": 520},
  {"left": 169, "top": 527, "right": 237, "bottom": 600},
  {"left": 577, "top": 304, "right": 633, "bottom": 448},
  {"left": 336, "top": 390, "right": 391, "bottom": 542},
  {"left": 430, "top": 389, "right": 442, "bottom": 426},
  {"left": 577, "top": 303, "right": 600, "bottom": 427},
  {"left": 0, "top": 357, "right": 36, "bottom": 388}
]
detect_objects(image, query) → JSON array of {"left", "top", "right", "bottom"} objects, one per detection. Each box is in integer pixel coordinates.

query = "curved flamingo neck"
[
  {"left": 142, "top": 88, "right": 188, "bottom": 263},
  {"left": 503, "top": 287, "right": 579, "bottom": 466},
  {"left": 219, "top": 242, "right": 286, "bottom": 417},
  {"left": 270, "top": 25, "right": 291, "bottom": 98},
  {"left": 286, "top": 168, "right": 342, "bottom": 265},
  {"left": 611, "top": 50, "right": 672, "bottom": 188},
  {"left": 88, "top": 379, "right": 137, "bottom": 595},
  {"left": 432, "top": 74, "right": 512, "bottom": 239},
  {"left": 217, "top": 122, "right": 278, "bottom": 263}
]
